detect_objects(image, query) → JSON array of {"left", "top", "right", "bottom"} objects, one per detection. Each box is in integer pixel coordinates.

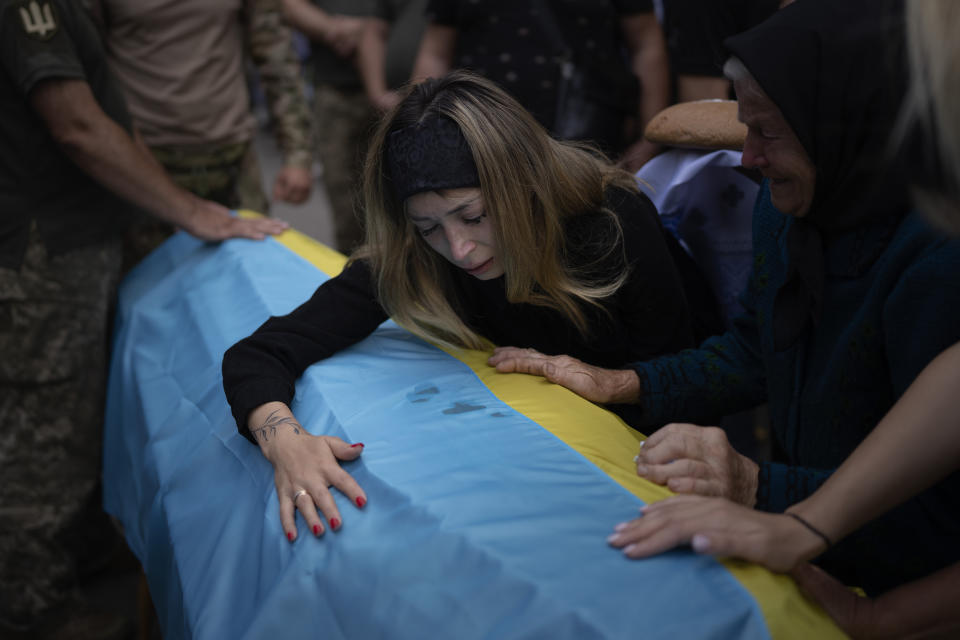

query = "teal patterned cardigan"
[{"left": 630, "top": 181, "right": 960, "bottom": 593}]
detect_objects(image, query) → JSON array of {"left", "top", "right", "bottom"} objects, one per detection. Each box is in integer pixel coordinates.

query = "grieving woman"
[
  {"left": 495, "top": 0, "right": 960, "bottom": 596},
  {"left": 222, "top": 71, "right": 715, "bottom": 541},
  {"left": 607, "top": 0, "right": 960, "bottom": 636}
]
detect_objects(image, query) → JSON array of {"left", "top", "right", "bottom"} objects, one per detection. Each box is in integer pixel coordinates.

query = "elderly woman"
[
  {"left": 495, "top": 0, "right": 960, "bottom": 597},
  {"left": 222, "top": 71, "right": 715, "bottom": 541},
  {"left": 606, "top": 1, "right": 960, "bottom": 637}
]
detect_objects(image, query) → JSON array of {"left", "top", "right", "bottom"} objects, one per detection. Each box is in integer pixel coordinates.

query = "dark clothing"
[
  {"left": 726, "top": 0, "right": 909, "bottom": 351},
  {"left": 424, "top": 0, "right": 651, "bottom": 151},
  {"left": 0, "top": 0, "right": 132, "bottom": 628},
  {"left": 0, "top": 226, "right": 122, "bottom": 629},
  {"left": 224, "top": 187, "right": 699, "bottom": 440},
  {"left": 663, "top": 0, "right": 778, "bottom": 78},
  {"left": 0, "top": 0, "right": 132, "bottom": 269},
  {"left": 632, "top": 183, "right": 960, "bottom": 595},
  {"left": 307, "top": 0, "right": 377, "bottom": 90},
  {"left": 374, "top": 0, "right": 428, "bottom": 90}
]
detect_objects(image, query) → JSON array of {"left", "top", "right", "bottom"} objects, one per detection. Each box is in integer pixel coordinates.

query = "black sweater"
[{"left": 223, "top": 188, "right": 707, "bottom": 441}]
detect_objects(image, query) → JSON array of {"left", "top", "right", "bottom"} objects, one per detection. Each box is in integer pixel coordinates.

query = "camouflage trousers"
[
  {"left": 313, "top": 85, "right": 376, "bottom": 253},
  {"left": 0, "top": 225, "right": 121, "bottom": 629},
  {"left": 122, "top": 139, "right": 270, "bottom": 270}
]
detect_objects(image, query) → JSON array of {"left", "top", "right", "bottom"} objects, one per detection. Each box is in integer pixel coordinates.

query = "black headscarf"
[{"left": 725, "top": 0, "right": 910, "bottom": 351}]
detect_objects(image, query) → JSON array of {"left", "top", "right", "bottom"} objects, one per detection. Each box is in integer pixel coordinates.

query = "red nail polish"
[
  {"left": 356, "top": 496, "right": 366, "bottom": 508},
  {"left": 286, "top": 531, "right": 294, "bottom": 541},
  {"left": 351, "top": 442, "right": 364, "bottom": 448},
  {"left": 312, "top": 524, "right": 321, "bottom": 536},
  {"left": 330, "top": 518, "right": 340, "bottom": 530}
]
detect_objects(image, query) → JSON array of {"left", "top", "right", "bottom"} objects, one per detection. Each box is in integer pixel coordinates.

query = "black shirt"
[
  {"left": 425, "top": 0, "right": 652, "bottom": 145},
  {"left": 663, "top": 0, "right": 778, "bottom": 78},
  {"left": 0, "top": 0, "right": 133, "bottom": 268},
  {"left": 223, "top": 187, "right": 699, "bottom": 440}
]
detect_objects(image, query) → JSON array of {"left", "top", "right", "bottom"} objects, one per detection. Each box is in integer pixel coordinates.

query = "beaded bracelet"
[{"left": 785, "top": 512, "right": 833, "bottom": 550}]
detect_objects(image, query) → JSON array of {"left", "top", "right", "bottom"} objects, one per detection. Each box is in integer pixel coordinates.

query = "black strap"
[{"left": 785, "top": 512, "right": 833, "bottom": 550}]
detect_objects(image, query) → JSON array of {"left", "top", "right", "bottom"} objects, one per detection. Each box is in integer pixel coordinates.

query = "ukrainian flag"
[{"left": 102, "top": 217, "right": 841, "bottom": 639}]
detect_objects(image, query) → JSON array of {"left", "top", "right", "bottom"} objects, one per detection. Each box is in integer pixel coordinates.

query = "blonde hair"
[
  {"left": 357, "top": 71, "right": 639, "bottom": 350},
  {"left": 903, "top": 0, "right": 960, "bottom": 232}
]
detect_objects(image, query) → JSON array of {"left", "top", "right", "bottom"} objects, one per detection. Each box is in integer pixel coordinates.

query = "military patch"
[{"left": 17, "top": 0, "right": 58, "bottom": 41}]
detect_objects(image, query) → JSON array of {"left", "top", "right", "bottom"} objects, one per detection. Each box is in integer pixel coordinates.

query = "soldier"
[
  {"left": 0, "top": 1, "right": 286, "bottom": 637},
  {"left": 281, "top": 0, "right": 378, "bottom": 253},
  {"left": 87, "top": 0, "right": 314, "bottom": 264}
]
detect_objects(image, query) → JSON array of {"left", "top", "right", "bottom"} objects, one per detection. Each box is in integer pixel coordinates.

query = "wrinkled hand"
[
  {"left": 272, "top": 165, "right": 312, "bottom": 204},
  {"left": 255, "top": 417, "right": 367, "bottom": 541},
  {"left": 635, "top": 423, "right": 759, "bottom": 506},
  {"left": 607, "top": 495, "right": 826, "bottom": 572},
  {"left": 325, "top": 15, "right": 365, "bottom": 58},
  {"left": 181, "top": 197, "right": 288, "bottom": 241},
  {"left": 487, "top": 346, "right": 640, "bottom": 404},
  {"left": 791, "top": 563, "right": 881, "bottom": 638}
]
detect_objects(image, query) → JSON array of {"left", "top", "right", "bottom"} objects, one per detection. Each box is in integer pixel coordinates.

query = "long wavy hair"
[{"left": 356, "top": 71, "right": 639, "bottom": 350}]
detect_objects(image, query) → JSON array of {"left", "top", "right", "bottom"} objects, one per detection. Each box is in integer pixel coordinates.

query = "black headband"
[{"left": 385, "top": 116, "right": 479, "bottom": 202}]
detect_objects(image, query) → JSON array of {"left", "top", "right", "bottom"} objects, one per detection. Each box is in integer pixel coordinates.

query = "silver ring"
[{"left": 292, "top": 489, "right": 308, "bottom": 502}]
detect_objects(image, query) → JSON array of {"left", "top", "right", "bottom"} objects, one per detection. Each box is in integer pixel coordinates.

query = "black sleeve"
[
  {"left": 424, "top": 0, "right": 458, "bottom": 25},
  {"left": 608, "top": 187, "right": 698, "bottom": 358},
  {"left": 613, "top": 0, "right": 654, "bottom": 14},
  {"left": 222, "top": 259, "right": 389, "bottom": 443},
  {"left": 1, "top": 0, "right": 86, "bottom": 96},
  {"left": 664, "top": 0, "right": 779, "bottom": 77}
]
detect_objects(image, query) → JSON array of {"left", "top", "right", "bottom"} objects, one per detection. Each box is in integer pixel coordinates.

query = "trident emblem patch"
[{"left": 18, "top": 0, "right": 58, "bottom": 41}]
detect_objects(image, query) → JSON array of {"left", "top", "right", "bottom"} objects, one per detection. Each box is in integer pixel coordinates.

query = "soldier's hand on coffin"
[{"left": 182, "top": 197, "right": 289, "bottom": 241}]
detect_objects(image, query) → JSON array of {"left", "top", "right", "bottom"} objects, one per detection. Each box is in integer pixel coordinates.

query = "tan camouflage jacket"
[{"left": 244, "top": 0, "right": 313, "bottom": 169}]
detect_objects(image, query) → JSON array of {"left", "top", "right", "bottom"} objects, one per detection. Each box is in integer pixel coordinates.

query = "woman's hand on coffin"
[
  {"left": 607, "top": 494, "right": 824, "bottom": 572},
  {"left": 634, "top": 423, "right": 759, "bottom": 506},
  {"left": 248, "top": 402, "right": 366, "bottom": 541},
  {"left": 488, "top": 346, "right": 641, "bottom": 404},
  {"left": 790, "top": 562, "right": 888, "bottom": 638}
]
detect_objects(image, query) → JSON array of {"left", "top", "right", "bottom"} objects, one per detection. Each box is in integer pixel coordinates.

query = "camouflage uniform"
[
  {"left": 0, "top": 225, "right": 122, "bottom": 630},
  {"left": 122, "top": 0, "right": 314, "bottom": 266},
  {"left": 247, "top": 0, "right": 314, "bottom": 174},
  {"left": 1, "top": 0, "right": 135, "bottom": 633},
  {"left": 313, "top": 85, "right": 376, "bottom": 253}
]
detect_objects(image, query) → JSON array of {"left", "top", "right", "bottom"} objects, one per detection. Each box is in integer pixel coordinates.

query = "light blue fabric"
[{"left": 102, "top": 233, "right": 771, "bottom": 639}]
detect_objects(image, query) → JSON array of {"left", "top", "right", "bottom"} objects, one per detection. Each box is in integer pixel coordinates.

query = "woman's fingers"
[
  {"left": 298, "top": 489, "right": 327, "bottom": 537},
  {"left": 326, "top": 461, "right": 368, "bottom": 513},
  {"left": 278, "top": 491, "right": 299, "bottom": 542},
  {"left": 326, "top": 438, "right": 369, "bottom": 510},
  {"left": 273, "top": 434, "right": 370, "bottom": 541},
  {"left": 610, "top": 496, "right": 800, "bottom": 570},
  {"left": 620, "top": 522, "right": 690, "bottom": 558},
  {"left": 308, "top": 484, "right": 342, "bottom": 532},
  {"left": 489, "top": 351, "right": 550, "bottom": 376},
  {"left": 666, "top": 476, "right": 723, "bottom": 497},
  {"left": 487, "top": 346, "right": 545, "bottom": 367},
  {"left": 328, "top": 437, "right": 366, "bottom": 463}
]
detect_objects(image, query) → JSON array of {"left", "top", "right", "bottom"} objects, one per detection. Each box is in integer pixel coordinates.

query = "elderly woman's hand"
[
  {"left": 635, "top": 423, "right": 759, "bottom": 505},
  {"left": 248, "top": 402, "right": 367, "bottom": 541},
  {"left": 607, "top": 495, "right": 827, "bottom": 572},
  {"left": 487, "top": 346, "right": 641, "bottom": 404}
]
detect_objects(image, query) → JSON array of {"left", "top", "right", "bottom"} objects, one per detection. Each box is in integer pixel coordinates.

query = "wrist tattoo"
[{"left": 251, "top": 409, "right": 302, "bottom": 443}]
